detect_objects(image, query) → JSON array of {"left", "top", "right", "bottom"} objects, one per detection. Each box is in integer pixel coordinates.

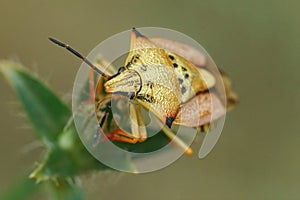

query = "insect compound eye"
[{"left": 118, "top": 66, "right": 126, "bottom": 73}]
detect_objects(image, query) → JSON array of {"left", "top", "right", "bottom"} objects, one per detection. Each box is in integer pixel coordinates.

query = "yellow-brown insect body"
[
  {"left": 49, "top": 28, "right": 237, "bottom": 155},
  {"left": 167, "top": 51, "right": 215, "bottom": 103},
  {"left": 104, "top": 31, "right": 182, "bottom": 126},
  {"left": 104, "top": 29, "right": 218, "bottom": 128}
]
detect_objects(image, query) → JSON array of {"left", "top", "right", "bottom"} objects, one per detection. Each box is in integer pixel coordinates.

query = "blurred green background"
[{"left": 0, "top": 0, "right": 299, "bottom": 199}]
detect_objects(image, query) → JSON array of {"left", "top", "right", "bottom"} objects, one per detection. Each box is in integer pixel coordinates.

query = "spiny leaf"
[
  {"left": 30, "top": 124, "right": 110, "bottom": 182},
  {"left": 0, "top": 60, "right": 111, "bottom": 180},
  {"left": 0, "top": 176, "right": 39, "bottom": 200},
  {"left": 0, "top": 60, "right": 71, "bottom": 144}
]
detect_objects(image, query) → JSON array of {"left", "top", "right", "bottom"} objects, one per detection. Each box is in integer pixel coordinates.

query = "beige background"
[{"left": 0, "top": 0, "right": 299, "bottom": 199}]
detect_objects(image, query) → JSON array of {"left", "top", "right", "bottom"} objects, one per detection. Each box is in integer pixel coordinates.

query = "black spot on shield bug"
[
  {"left": 178, "top": 78, "right": 183, "bottom": 84},
  {"left": 181, "top": 86, "right": 186, "bottom": 94},
  {"left": 118, "top": 66, "right": 126, "bottom": 73},
  {"left": 168, "top": 55, "right": 175, "bottom": 60},
  {"left": 165, "top": 117, "right": 175, "bottom": 128}
]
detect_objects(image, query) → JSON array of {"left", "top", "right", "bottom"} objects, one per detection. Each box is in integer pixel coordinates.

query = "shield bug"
[{"left": 49, "top": 28, "right": 238, "bottom": 155}]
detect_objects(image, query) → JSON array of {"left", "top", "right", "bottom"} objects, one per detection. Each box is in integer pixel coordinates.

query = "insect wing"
[{"left": 174, "top": 92, "right": 225, "bottom": 127}]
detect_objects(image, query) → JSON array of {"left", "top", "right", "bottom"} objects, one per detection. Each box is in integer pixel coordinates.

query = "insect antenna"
[{"left": 49, "top": 37, "right": 110, "bottom": 79}]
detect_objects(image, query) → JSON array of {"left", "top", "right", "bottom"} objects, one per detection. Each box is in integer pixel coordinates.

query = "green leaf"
[
  {"left": 0, "top": 60, "right": 110, "bottom": 178},
  {"left": 30, "top": 124, "right": 110, "bottom": 182},
  {"left": 0, "top": 60, "right": 114, "bottom": 199},
  {"left": 0, "top": 176, "right": 39, "bottom": 200},
  {"left": 0, "top": 60, "right": 71, "bottom": 144}
]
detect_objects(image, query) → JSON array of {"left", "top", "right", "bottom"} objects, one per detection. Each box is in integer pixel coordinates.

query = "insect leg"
[
  {"left": 134, "top": 104, "right": 147, "bottom": 140},
  {"left": 103, "top": 102, "right": 147, "bottom": 144},
  {"left": 136, "top": 100, "right": 192, "bottom": 154},
  {"left": 129, "top": 102, "right": 147, "bottom": 141},
  {"left": 199, "top": 124, "right": 210, "bottom": 133},
  {"left": 93, "top": 104, "right": 110, "bottom": 146},
  {"left": 93, "top": 94, "right": 113, "bottom": 145},
  {"left": 161, "top": 126, "right": 193, "bottom": 155},
  {"left": 89, "top": 59, "right": 116, "bottom": 103},
  {"left": 129, "top": 102, "right": 140, "bottom": 139},
  {"left": 105, "top": 128, "right": 140, "bottom": 144}
]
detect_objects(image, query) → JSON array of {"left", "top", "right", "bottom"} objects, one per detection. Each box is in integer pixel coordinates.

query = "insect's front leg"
[
  {"left": 102, "top": 102, "right": 147, "bottom": 144},
  {"left": 160, "top": 125, "right": 193, "bottom": 155},
  {"left": 129, "top": 102, "right": 147, "bottom": 141}
]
